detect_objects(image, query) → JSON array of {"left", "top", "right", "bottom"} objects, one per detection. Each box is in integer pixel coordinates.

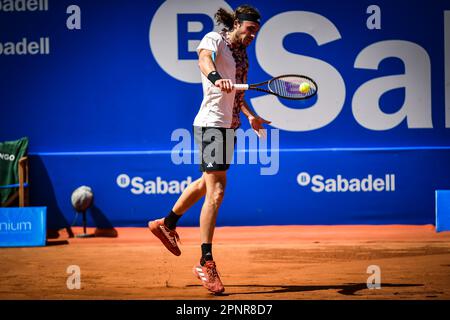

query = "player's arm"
[
  {"left": 240, "top": 100, "right": 271, "bottom": 134},
  {"left": 240, "top": 99, "right": 257, "bottom": 119},
  {"left": 198, "top": 49, "right": 233, "bottom": 93},
  {"left": 237, "top": 70, "right": 270, "bottom": 135}
]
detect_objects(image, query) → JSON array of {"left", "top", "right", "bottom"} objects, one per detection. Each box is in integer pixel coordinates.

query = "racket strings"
[{"left": 269, "top": 76, "right": 316, "bottom": 99}]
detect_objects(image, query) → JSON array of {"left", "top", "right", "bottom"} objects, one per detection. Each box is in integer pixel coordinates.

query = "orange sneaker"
[
  {"left": 148, "top": 218, "right": 181, "bottom": 256},
  {"left": 193, "top": 260, "right": 225, "bottom": 294}
]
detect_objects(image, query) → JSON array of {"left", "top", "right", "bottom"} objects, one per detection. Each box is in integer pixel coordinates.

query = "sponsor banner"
[
  {"left": 30, "top": 149, "right": 450, "bottom": 228},
  {"left": 0, "top": 0, "right": 49, "bottom": 12},
  {"left": 0, "top": 37, "right": 50, "bottom": 55},
  {"left": 0, "top": 207, "right": 46, "bottom": 247},
  {"left": 0, "top": 153, "right": 15, "bottom": 161},
  {"left": 296, "top": 172, "right": 396, "bottom": 193},
  {"left": 0, "top": 0, "right": 450, "bottom": 150}
]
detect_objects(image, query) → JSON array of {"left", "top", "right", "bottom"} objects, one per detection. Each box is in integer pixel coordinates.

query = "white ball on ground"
[{"left": 71, "top": 186, "right": 93, "bottom": 212}]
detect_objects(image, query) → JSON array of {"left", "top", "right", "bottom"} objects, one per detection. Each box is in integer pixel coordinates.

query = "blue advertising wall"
[{"left": 1, "top": 0, "right": 449, "bottom": 228}]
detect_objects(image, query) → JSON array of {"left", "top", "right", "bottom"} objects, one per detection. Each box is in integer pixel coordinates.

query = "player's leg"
[
  {"left": 148, "top": 177, "right": 206, "bottom": 256},
  {"left": 200, "top": 170, "right": 226, "bottom": 245},
  {"left": 171, "top": 175, "right": 206, "bottom": 217},
  {"left": 193, "top": 169, "right": 227, "bottom": 294},
  {"left": 148, "top": 126, "right": 210, "bottom": 256}
]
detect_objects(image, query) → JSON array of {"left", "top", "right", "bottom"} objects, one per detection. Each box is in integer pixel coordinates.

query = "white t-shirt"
[{"left": 193, "top": 32, "right": 236, "bottom": 128}]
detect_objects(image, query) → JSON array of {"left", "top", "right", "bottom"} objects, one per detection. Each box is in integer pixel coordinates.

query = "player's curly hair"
[{"left": 214, "top": 5, "right": 260, "bottom": 30}]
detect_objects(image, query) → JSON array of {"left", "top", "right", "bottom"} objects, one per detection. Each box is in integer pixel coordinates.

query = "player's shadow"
[
  {"left": 30, "top": 155, "right": 74, "bottom": 238},
  {"left": 45, "top": 240, "right": 69, "bottom": 246},
  {"left": 187, "top": 283, "right": 423, "bottom": 296}
]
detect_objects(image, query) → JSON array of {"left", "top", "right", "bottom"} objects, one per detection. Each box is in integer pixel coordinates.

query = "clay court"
[{"left": 1, "top": 225, "right": 450, "bottom": 300}]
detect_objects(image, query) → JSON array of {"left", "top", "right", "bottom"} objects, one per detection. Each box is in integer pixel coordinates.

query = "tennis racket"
[{"left": 233, "top": 74, "right": 317, "bottom": 100}]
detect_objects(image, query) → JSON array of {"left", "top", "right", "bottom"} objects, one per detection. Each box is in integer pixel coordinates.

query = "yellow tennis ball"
[{"left": 299, "top": 82, "right": 310, "bottom": 94}]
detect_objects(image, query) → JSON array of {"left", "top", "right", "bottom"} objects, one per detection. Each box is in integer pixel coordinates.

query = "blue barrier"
[
  {"left": 29, "top": 148, "right": 450, "bottom": 228},
  {"left": 0, "top": 207, "right": 47, "bottom": 247},
  {"left": 436, "top": 191, "right": 450, "bottom": 232}
]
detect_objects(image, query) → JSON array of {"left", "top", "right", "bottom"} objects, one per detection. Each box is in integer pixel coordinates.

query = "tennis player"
[{"left": 148, "top": 4, "right": 269, "bottom": 295}]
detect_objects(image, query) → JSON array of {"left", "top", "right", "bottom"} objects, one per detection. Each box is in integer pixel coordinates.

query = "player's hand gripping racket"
[{"left": 233, "top": 74, "right": 317, "bottom": 100}]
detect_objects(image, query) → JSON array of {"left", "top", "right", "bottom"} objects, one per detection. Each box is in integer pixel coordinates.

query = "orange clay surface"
[{"left": 1, "top": 225, "right": 450, "bottom": 300}]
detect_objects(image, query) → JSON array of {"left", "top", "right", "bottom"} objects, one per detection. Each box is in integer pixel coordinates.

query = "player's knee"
[
  {"left": 214, "top": 188, "right": 225, "bottom": 202},
  {"left": 207, "top": 186, "right": 225, "bottom": 206}
]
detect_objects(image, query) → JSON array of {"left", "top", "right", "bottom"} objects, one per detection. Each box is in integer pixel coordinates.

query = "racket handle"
[{"left": 233, "top": 84, "right": 249, "bottom": 90}]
